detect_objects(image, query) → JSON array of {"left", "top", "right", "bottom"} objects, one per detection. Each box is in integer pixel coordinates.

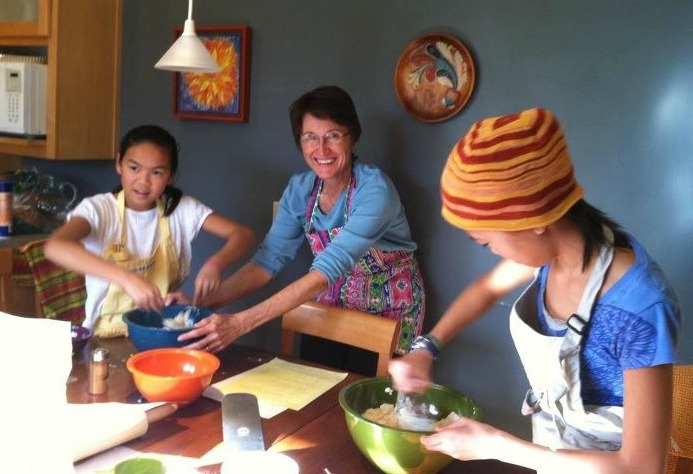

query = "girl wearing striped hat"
[{"left": 390, "top": 108, "right": 680, "bottom": 473}]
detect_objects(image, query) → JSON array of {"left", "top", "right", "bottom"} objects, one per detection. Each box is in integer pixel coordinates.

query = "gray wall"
[{"left": 29, "top": 0, "right": 692, "bottom": 438}]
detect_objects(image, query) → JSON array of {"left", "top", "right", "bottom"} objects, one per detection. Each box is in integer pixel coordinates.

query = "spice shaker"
[
  {"left": 0, "top": 179, "right": 13, "bottom": 237},
  {"left": 88, "top": 347, "right": 110, "bottom": 395}
]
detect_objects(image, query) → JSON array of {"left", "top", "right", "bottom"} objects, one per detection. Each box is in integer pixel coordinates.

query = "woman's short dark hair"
[
  {"left": 289, "top": 85, "right": 362, "bottom": 148},
  {"left": 114, "top": 124, "right": 182, "bottom": 216}
]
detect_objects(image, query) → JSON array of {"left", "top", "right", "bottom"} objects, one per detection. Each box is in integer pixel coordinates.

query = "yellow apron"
[{"left": 93, "top": 192, "right": 181, "bottom": 338}]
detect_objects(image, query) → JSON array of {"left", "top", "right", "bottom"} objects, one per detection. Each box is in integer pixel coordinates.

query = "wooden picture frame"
[{"left": 173, "top": 26, "right": 251, "bottom": 122}]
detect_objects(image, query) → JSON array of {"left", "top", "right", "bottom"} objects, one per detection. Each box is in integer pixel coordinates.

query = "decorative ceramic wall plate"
[{"left": 394, "top": 33, "right": 475, "bottom": 123}]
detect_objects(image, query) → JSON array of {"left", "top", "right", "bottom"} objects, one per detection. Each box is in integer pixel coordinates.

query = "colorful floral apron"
[
  {"left": 94, "top": 192, "right": 181, "bottom": 338},
  {"left": 510, "top": 236, "right": 623, "bottom": 457},
  {"left": 304, "top": 174, "right": 425, "bottom": 355}
]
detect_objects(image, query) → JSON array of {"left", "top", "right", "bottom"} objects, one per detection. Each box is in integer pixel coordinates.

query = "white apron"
[{"left": 509, "top": 239, "right": 624, "bottom": 452}]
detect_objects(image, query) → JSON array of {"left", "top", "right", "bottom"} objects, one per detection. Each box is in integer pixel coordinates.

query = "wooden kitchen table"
[{"left": 69, "top": 337, "right": 534, "bottom": 474}]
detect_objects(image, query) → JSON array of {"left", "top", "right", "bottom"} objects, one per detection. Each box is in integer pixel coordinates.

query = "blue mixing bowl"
[{"left": 123, "top": 304, "right": 212, "bottom": 352}]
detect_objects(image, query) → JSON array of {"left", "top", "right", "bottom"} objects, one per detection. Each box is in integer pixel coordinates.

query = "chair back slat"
[
  {"left": 666, "top": 364, "right": 693, "bottom": 474},
  {"left": 280, "top": 301, "right": 399, "bottom": 376}
]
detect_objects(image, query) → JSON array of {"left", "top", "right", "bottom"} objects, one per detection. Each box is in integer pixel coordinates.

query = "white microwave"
[{"left": 0, "top": 61, "right": 47, "bottom": 137}]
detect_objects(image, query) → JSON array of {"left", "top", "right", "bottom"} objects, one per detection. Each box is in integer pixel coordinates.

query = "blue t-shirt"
[
  {"left": 537, "top": 235, "right": 681, "bottom": 406},
  {"left": 252, "top": 162, "right": 417, "bottom": 283}
]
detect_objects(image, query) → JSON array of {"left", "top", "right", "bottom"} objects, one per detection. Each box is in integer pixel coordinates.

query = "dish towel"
[{"left": 12, "top": 239, "right": 86, "bottom": 324}]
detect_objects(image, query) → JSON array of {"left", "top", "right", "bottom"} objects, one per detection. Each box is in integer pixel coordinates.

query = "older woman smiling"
[{"left": 182, "top": 85, "right": 426, "bottom": 375}]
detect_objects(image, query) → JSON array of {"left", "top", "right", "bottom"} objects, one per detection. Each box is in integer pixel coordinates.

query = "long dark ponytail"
[{"left": 565, "top": 199, "right": 629, "bottom": 270}]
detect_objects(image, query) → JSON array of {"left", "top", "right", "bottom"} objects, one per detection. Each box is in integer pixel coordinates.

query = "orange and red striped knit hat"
[{"left": 440, "top": 107, "right": 584, "bottom": 231}]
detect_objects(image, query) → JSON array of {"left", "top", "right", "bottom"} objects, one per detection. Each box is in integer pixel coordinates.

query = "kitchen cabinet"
[
  {"left": 0, "top": 0, "right": 49, "bottom": 37},
  {"left": 0, "top": 0, "right": 121, "bottom": 160}
]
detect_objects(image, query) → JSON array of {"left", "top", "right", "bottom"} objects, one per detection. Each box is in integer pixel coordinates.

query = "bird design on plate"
[
  {"left": 395, "top": 34, "right": 475, "bottom": 122},
  {"left": 408, "top": 40, "right": 469, "bottom": 108}
]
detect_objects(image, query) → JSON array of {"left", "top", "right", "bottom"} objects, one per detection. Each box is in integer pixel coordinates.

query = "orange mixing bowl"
[{"left": 126, "top": 348, "right": 220, "bottom": 404}]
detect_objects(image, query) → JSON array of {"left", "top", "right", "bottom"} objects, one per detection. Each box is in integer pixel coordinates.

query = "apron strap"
[
  {"left": 559, "top": 226, "right": 615, "bottom": 409},
  {"left": 116, "top": 191, "right": 127, "bottom": 245},
  {"left": 304, "top": 177, "right": 322, "bottom": 234},
  {"left": 561, "top": 227, "right": 615, "bottom": 353},
  {"left": 304, "top": 170, "right": 356, "bottom": 236}
]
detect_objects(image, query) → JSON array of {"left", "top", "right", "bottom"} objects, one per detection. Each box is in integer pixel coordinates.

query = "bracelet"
[{"left": 409, "top": 334, "right": 442, "bottom": 359}]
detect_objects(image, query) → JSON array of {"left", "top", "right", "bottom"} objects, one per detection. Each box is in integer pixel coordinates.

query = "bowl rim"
[
  {"left": 338, "top": 376, "right": 482, "bottom": 432},
  {"left": 71, "top": 325, "right": 93, "bottom": 341},
  {"left": 126, "top": 348, "right": 220, "bottom": 379}
]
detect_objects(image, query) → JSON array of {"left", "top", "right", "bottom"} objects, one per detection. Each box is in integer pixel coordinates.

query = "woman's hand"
[
  {"left": 421, "top": 417, "right": 504, "bottom": 461},
  {"left": 388, "top": 350, "right": 435, "bottom": 393},
  {"left": 178, "top": 312, "right": 246, "bottom": 353}
]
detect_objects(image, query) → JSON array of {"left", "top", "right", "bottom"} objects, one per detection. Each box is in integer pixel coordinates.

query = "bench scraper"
[{"left": 221, "top": 393, "right": 265, "bottom": 452}]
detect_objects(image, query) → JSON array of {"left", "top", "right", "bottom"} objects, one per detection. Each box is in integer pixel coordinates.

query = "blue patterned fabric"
[{"left": 536, "top": 235, "right": 681, "bottom": 406}]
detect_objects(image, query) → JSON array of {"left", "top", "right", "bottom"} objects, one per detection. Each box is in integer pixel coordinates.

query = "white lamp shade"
[{"left": 155, "top": 19, "right": 221, "bottom": 73}]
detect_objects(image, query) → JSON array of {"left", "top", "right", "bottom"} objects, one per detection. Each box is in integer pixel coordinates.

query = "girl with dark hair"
[
  {"left": 389, "top": 108, "right": 681, "bottom": 474},
  {"left": 45, "top": 124, "right": 255, "bottom": 338}
]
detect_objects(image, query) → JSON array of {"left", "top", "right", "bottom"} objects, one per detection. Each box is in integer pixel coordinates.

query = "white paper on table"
[
  {"left": 203, "top": 357, "right": 348, "bottom": 418},
  {"left": 0, "top": 311, "right": 74, "bottom": 474}
]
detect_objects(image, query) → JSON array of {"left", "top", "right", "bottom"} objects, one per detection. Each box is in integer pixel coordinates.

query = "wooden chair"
[
  {"left": 280, "top": 301, "right": 399, "bottom": 377},
  {"left": 665, "top": 364, "right": 693, "bottom": 474},
  {"left": 9, "top": 239, "right": 86, "bottom": 324}
]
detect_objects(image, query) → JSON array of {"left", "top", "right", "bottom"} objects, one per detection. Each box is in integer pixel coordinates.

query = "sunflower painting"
[{"left": 174, "top": 26, "right": 251, "bottom": 122}]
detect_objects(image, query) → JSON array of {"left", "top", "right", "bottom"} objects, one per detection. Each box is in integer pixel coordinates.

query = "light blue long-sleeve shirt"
[{"left": 252, "top": 162, "right": 417, "bottom": 283}]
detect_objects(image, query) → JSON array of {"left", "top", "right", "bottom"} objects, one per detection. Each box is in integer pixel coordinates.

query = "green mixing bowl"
[{"left": 338, "top": 377, "right": 483, "bottom": 474}]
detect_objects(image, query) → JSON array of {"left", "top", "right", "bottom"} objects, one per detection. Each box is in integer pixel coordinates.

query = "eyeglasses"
[{"left": 300, "top": 130, "right": 350, "bottom": 148}]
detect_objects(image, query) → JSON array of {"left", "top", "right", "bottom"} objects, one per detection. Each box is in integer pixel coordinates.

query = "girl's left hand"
[
  {"left": 193, "top": 263, "right": 222, "bottom": 305},
  {"left": 420, "top": 417, "right": 503, "bottom": 461},
  {"left": 163, "top": 291, "right": 191, "bottom": 306}
]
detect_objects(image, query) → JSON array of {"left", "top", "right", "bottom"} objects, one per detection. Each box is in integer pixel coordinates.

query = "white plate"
[{"left": 220, "top": 451, "right": 299, "bottom": 474}]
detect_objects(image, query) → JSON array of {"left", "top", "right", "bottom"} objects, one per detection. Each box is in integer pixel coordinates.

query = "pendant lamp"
[{"left": 154, "top": 0, "right": 221, "bottom": 73}]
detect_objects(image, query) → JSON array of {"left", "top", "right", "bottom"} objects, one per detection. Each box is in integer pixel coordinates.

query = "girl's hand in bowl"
[{"left": 164, "top": 291, "right": 191, "bottom": 306}]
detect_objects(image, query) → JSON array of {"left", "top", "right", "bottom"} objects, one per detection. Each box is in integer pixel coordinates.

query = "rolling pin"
[{"left": 70, "top": 402, "right": 178, "bottom": 462}]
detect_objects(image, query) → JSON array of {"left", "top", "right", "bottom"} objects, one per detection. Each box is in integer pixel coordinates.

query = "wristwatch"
[{"left": 409, "top": 334, "right": 442, "bottom": 359}]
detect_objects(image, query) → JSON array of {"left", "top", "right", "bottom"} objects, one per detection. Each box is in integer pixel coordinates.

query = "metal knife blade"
[{"left": 221, "top": 393, "right": 265, "bottom": 451}]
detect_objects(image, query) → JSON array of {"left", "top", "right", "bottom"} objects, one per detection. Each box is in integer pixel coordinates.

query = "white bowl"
[{"left": 220, "top": 451, "right": 299, "bottom": 474}]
